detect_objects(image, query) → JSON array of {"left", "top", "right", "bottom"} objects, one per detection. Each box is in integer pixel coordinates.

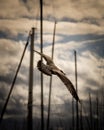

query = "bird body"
[
  {"left": 34, "top": 50, "right": 80, "bottom": 103},
  {"left": 37, "top": 60, "right": 52, "bottom": 76},
  {"left": 34, "top": 50, "right": 65, "bottom": 75}
]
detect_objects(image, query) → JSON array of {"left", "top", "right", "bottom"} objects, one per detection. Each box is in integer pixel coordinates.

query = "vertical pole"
[
  {"left": 27, "top": 28, "right": 35, "bottom": 130},
  {"left": 72, "top": 98, "right": 75, "bottom": 130},
  {"left": 101, "top": 99, "right": 103, "bottom": 130},
  {"left": 47, "top": 21, "right": 57, "bottom": 130},
  {"left": 80, "top": 102, "right": 83, "bottom": 130},
  {"left": 89, "top": 93, "right": 93, "bottom": 130},
  {"left": 96, "top": 95, "right": 99, "bottom": 130},
  {"left": 74, "top": 50, "right": 79, "bottom": 130},
  {"left": 40, "top": 0, "right": 44, "bottom": 130}
]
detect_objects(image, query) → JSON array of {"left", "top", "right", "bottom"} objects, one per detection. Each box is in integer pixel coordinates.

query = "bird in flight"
[{"left": 34, "top": 50, "right": 80, "bottom": 103}]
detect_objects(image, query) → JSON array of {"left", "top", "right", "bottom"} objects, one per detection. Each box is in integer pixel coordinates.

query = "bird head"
[{"left": 37, "top": 60, "right": 42, "bottom": 67}]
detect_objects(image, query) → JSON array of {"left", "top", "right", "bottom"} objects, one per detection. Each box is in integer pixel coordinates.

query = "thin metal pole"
[
  {"left": 27, "top": 27, "right": 35, "bottom": 130},
  {"left": 51, "top": 21, "right": 57, "bottom": 59},
  {"left": 80, "top": 101, "right": 83, "bottom": 130},
  {"left": 0, "top": 33, "right": 30, "bottom": 125},
  {"left": 40, "top": 0, "right": 44, "bottom": 130},
  {"left": 96, "top": 95, "right": 99, "bottom": 130},
  {"left": 72, "top": 98, "right": 75, "bottom": 130},
  {"left": 74, "top": 50, "right": 79, "bottom": 130},
  {"left": 89, "top": 93, "right": 93, "bottom": 130},
  {"left": 47, "top": 21, "right": 57, "bottom": 130}
]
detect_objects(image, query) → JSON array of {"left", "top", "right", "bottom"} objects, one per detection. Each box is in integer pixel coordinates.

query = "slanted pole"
[
  {"left": 0, "top": 32, "right": 30, "bottom": 125},
  {"left": 27, "top": 27, "right": 35, "bottom": 130}
]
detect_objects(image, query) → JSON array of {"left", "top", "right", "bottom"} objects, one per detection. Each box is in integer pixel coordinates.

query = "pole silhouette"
[
  {"left": 0, "top": 32, "right": 30, "bottom": 125},
  {"left": 74, "top": 50, "right": 79, "bottom": 130},
  {"left": 27, "top": 28, "right": 35, "bottom": 130},
  {"left": 40, "top": 0, "right": 44, "bottom": 130},
  {"left": 47, "top": 21, "right": 57, "bottom": 130}
]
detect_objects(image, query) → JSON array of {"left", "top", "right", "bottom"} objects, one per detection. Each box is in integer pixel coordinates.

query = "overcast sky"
[{"left": 0, "top": 0, "right": 104, "bottom": 128}]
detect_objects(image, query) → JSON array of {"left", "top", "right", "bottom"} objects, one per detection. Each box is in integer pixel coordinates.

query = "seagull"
[{"left": 34, "top": 50, "right": 80, "bottom": 103}]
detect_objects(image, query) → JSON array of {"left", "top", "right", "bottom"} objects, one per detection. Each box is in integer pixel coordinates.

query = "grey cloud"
[
  {"left": 0, "top": 64, "right": 30, "bottom": 86},
  {"left": 58, "top": 16, "right": 102, "bottom": 26},
  {"left": 56, "top": 34, "right": 104, "bottom": 44},
  {"left": 0, "top": 1, "right": 104, "bottom": 128},
  {"left": 60, "top": 17, "right": 78, "bottom": 23},
  {"left": 0, "top": 95, "right": 27, "bottom": 121},
  {"left": 80, "top": 17, "right": 101, "bottom": 26},
  {"left": 54, "top": 33, "right": 104, "bottom": 58},
  {"left": 0, "top": 84, "right": 9, "bottom": 101},
  {"left": 0, "top": 0, "right": 104, "bottom": 21},
  {"left": 0, "top": 74, "right": 13, "bottom": 85},
  {"left": 0, "top": 39, "right": 21, "bottom": 57},
  {"left": 78, "top": 39, "right": 104, "bottom": 58},
  {"left": 0, "top": 65, "right": 29, "bottom": 112},
  {"left": 85, "top": 78, "right": 100, "bottom": 89},
  {"left": 84, "top": 87, "right": 102, "bottom": 101},
  {"left": 22, "top": 0, "right": 28, "bottom": 3},
  {"left": 0, "top": 29, "right": 27, "bottom": 42},
  {"left": 0, "top": 39, "right": 29, "bottom": 115}
]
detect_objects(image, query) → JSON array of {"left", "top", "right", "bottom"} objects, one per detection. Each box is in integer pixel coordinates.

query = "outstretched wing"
[
  {"left": 55, "top": 70, "right": 80, "bottom": 102},
  {"left": 34, "top": 50, "right": 54, "bottom": 65}
]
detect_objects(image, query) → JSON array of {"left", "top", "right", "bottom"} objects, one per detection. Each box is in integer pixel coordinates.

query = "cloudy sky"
[{"left": 0, "top": 0, "right": 104, "bottom": 129}]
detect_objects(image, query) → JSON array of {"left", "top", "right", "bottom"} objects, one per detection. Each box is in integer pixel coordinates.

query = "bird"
[{"left": 34, "top": 50, "right": 80, "bottom": 103}]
